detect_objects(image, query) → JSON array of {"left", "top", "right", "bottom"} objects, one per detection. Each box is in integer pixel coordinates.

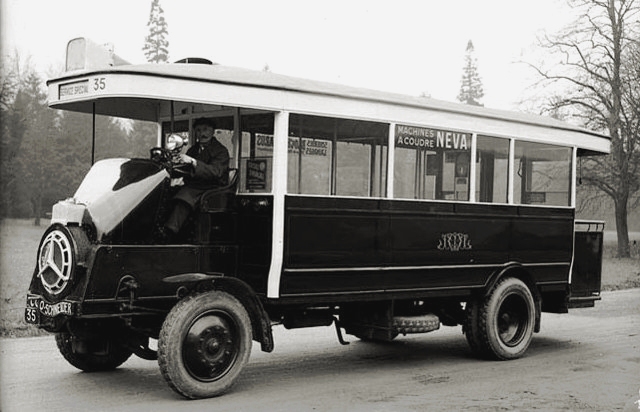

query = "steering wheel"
[
  {"left": 150, "top": 147, "right": 193, "bottom": 178},
  {"left": 150, "top": 147, "right": 171, "bottom": 163}
]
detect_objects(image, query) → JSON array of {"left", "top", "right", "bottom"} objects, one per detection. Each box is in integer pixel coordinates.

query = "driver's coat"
[{"left": 174, "top": 139, "right": 230, "bottom": 207}]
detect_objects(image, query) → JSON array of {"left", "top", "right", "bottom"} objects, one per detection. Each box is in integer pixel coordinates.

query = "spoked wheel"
[
  {"left": 464, "top": 277, "right": 536, "bottom": 360},
  {"left": 158, "top": 291, "right": 252, "bottom": 399}
]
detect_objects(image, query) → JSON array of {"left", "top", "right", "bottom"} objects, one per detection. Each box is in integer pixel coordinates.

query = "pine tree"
[
  {"left": 457, "top": 40, "right": 484, "bottom": 106},
  {"left": 0, "top": 56, "right": 25, "bottom": 217},
  {"left": 12, "top": 71, "right": 60, "bottom": 222},
  {"left": 137, "top": 0, "right": 170, "bottom": 162},
  {"left": 142, "top": 0, "right": 170, "bottom": 63}
]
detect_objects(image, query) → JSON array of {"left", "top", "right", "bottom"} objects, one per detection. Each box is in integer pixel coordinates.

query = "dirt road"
[{"left": 1, "top": 289, "right": 639, "bottom": 411}]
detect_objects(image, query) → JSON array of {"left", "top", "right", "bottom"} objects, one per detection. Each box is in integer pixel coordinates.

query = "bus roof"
[{"left": 47, "top": 61, "right": 610, "bottom": 154}]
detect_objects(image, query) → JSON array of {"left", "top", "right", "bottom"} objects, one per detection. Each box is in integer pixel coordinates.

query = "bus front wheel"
[
  {"left": 158, "top": 291, "right": 252, "bottom": 399},
  {"left": 464, "top": 277, "right": 535, "bottom": 360}
]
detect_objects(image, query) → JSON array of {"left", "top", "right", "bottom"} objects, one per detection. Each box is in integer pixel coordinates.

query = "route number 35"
[
  {"left": 93, "top": 77, "right": 106, "bottom": 91},
  {"left": 25, "top": 307, "right": 38, "bottom": 324}
]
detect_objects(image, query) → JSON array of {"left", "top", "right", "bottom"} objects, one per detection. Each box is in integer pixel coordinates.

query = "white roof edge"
[{"left": 47, "top": 63, "right": 610, "bottom": 153}]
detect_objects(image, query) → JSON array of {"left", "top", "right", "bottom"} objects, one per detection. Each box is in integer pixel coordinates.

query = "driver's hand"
[
  {"left": 170, "top": 177, "right": 184, "bottom": 187},
  {"left": 179, "top": 154, "right": 197, "bottom": 166}
]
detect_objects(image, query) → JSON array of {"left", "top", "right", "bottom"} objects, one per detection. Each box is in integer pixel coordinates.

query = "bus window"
[
  {"left": 161, "top": 119, "right": 189, "bottom": 147},
  {"left": 513, "top": 141, "right": 572, "bottom": 206},
  {"left": 288, "top": 114, "right": 388, "bottom": 197},
  {"left": 393, "top": 147, "right": 418, "bottom": 199},
  {"left": 336, "top": 119, "right": 388, "bottom": 197},
  {"left": 162, "top": 116, "right": 235, "bottom": 164},
  {"left": 239, "top": 113, "right": 275, "bottom": 193},
  {"left": 287, "top": 115, "right": 333, "bottom": 195},
  {"left": 212, "top": 117, "right": 235, "bottom": 164},
  {"left": 475, "top": 135, "right": 509, "bottom": 203},
  {"left": 394, "top": 124, "right": 471, "bottom": 201}
]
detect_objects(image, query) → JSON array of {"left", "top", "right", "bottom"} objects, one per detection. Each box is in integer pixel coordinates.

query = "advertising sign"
[
  {"left": 256, "top": 134, "right": 329, "bottom": 157},
  {"left": 246, "top": 159, "right": 267, "bottom": 190},
  {"left": 396, "top": 124, "right": 470, "bottom": 151}
]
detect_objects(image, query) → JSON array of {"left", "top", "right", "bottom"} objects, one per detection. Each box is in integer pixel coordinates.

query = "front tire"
[
  {"left": 158, "top": 291, "right": 252, "bottom": 399},
  {"left": 55, "top": 332, "right": 133, "bottom": 371},
  {"left": 464, "top": 277, "right": 536, "bottom": 360}
]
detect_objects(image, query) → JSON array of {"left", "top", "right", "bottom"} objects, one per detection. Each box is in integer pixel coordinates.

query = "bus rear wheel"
[
  {"left": 158, "top": 291, "right": 252, "bottom": 399},
  {"left": 464, "top": 277, "right": 535, "bottom": 360},
  {"left": 55, "top": 332, "right": 133, "bottom": 372}
]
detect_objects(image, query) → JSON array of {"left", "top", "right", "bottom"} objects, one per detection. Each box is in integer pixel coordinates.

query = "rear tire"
[
  {"left": 55, "top": 332, "right": 133, "bottom": 372},
  {"left": 464, "top": 277, "right": 536, "bottom": 360},
  {"left": 158, "top": 291, "right": 252, "bottom": 399}
]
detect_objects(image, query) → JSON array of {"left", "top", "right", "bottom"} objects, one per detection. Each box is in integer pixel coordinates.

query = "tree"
[
  {"left": 531, "top": 0, "right": 640, "bottom": 257},
  {"left": 16, "top": 71, "right": 59, "bottom": 224},
  {"left": 54, "top": 111, "right": 94, "bottom": 195},
  {"left": 128, "top": 120, "right": 159, "bottom": 158},
  {"left": 0, "top": 54, "right": 24, "bottom": 217},
  {"left": 142, "top": 0, "right": 170, "bottom": 63},
  {"left": 457, "top": 40, "right": 484, "bottom": 106},
  {"left": 136, "top": 0, "right": 170, "bottom": 156},
  {"left": 0, "top": 55, "right": 54, "bottom": 220}
]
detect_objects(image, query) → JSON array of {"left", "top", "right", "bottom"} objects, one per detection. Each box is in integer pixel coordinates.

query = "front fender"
[{"left": 166, "top": 274, "right": 275, "bottom": 353}]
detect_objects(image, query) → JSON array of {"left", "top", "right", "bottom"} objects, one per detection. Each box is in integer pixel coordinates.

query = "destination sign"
[
  {"left": 396, "top": 124, "right": 470, "bottom": 151},
  {"left": 59, "top": 80, "right": 89, "bottom": 99}
]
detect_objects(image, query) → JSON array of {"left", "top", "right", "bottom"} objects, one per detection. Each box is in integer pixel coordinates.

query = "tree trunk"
[
  {"left": 33, "top": 195, "right": 41, "bottom": 227},
  {"left": 614, "top": 195, "right": 630, "bottom": 258}
]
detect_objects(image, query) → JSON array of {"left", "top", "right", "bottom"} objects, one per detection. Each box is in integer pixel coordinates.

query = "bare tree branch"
[{"left": 529, "top": 0, "right": 640, "bottom": 257}]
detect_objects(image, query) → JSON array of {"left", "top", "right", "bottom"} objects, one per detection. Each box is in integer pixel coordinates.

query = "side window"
[
  {"left": 162, "top": 117, "right": 235, "bottom": 164},
  {"left": 238, "top": 113, "right": 275, "bottom": 193},
  {"left": 335, "top": 119, "right": 388, "bottom": 197},
  {"left": 207, "top": 117, "right": 235, "bottom": 170},
  {"left": 288, "top": 115, "right": 333, "bottom": 195},
  {"left": 475, "top": 135, "right": 509, "bottom": 203},
  {"left": 163, "top": 113, "right": 273, "bottom": 193},
  {"left": 288, "top": 114, "right": 388, "bottom": 197},
  {"left": 162, "top": 120, "right": 189, "bottom": 147},
  {"left": 513, "top": 141, "right": 572, "bottom": 206},
  {"left": 394, "top": 125, "right": 471, "bottom": 201}
]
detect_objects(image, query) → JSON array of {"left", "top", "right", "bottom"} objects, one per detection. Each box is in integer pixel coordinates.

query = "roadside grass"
[
  {"left": 0, "top": 219, "right": 47, "bottom": 338},
  {"left": 1, "top": 219, "right": 638, "bottom": 338}
]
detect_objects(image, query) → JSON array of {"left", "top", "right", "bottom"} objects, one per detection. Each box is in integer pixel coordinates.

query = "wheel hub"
[
  {"left": 497, "top": 295, "right": 529, "bottom": 347},
  {"left": 183, "top": 312, "right": 238, "bottom": 381}
]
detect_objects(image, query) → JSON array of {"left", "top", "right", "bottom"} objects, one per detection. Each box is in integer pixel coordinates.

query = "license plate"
[{"left": 25, "top": 296, "right": 74, "bottom": 324}]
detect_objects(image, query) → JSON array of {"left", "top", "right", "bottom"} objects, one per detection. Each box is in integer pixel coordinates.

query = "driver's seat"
[
  {"left": 194, "top": 168, "right": 239, "bottom": 243},
  {"left": 199, "top": 168, "right": 238, "bottom": 213}
]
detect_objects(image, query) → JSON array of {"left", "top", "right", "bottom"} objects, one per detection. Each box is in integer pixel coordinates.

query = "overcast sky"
[{"left": 1, "top": 0, "right": 574, "bottom": 110}]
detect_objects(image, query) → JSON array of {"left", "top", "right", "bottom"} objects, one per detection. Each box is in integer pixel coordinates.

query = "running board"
[{"left": 568, "top": 295, "right": 601, "bottom": 309}]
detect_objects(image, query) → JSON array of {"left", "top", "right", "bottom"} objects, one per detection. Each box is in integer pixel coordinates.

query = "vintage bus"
[{"left": 26, "top": 38, "right": 609, "bottom": 399}]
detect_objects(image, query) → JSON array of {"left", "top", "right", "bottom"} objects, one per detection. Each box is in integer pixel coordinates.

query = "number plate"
[
  {"left": 25, "top": 307, "right": 39, "bottom": 324},
  {"left": 25, "top": 295, "right": 75, "bottom": 324}
]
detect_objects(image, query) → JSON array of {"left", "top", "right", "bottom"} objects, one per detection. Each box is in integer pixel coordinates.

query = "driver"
[{"left": 159, "top": 117, "right": 230, "bottom": 240}]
